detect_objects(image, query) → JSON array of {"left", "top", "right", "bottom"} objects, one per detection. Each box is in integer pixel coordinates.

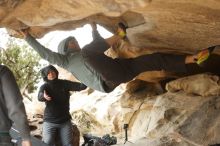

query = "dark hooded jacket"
[{"left": 38, "top": 65, "right": 87, "bottom": 124}]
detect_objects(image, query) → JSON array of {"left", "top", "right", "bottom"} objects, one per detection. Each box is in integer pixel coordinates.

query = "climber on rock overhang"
[{"left": 18, "top": 22, "right": 216, "bottom": 93}]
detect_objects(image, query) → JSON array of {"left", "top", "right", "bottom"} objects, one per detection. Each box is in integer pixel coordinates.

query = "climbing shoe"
[
  {"left": 196, "top": 46, "right": 215, "bottom": 65},
  {"left": 117, "top": 22, "right": 128, "bottom": 39}
]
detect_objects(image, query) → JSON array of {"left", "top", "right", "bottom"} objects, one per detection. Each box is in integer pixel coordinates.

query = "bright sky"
[{"left": 0, "top": 24, "right": 113, "bottom": 52}]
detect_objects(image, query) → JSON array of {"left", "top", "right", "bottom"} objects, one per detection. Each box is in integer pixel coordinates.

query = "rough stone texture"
[
  {"left": 1, "top": 0, "right": 220, "bottom": 82},
  {"left": 24, "top": 74, "right": 220, "bottom": 146},
  {"left": 1, "top": 0, "right": 220, "bottom": 53},
  {"left": 2, "top": 1, "right": 220, "bottom": 146},
  {"left": 64, "top": 75, "right": 220, "bottom": 146},
  {"left": 166, "top": 73, "right": 220, "bottom": 97},
  {"left": 117, "top": 85, "right": 220, "bottom": 146}
]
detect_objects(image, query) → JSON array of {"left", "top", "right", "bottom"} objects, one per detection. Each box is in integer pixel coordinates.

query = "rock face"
[
  {"left": 1, "top": 0, "right": 220, "bottom": 53},
  {"left": 125, "top": 81, "right": 220, "bottom": 145},
  {"left": 1, "top": 0, "right": 220, "bottom": 82},
  {"left": 166, "top": 73, "right": 220, "bottom": 97},
  {"left": 2, "top": 1, "right": 220, "bottom": 146},
  {"left": 0, "top": 0, "right": 220, "bottom": 81},
  {"left": 65, "top": 74, "right": 220, "bottom": 146},
  {"left": 25, "top": 74, "right": 220, "bottom": 145}
]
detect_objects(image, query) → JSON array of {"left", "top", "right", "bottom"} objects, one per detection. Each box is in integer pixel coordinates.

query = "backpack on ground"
[{"left": 82, "top": 133, "right": 117, "bottom": 146}]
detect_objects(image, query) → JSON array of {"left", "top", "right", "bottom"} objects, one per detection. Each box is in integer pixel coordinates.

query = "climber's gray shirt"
[{"left": 25, "top": 34, "right": 111, "bottom": 93}]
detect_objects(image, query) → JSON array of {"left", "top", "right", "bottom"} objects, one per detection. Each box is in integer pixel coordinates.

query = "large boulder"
[
  {"left": 166, "top": 73, "right": 220, "bottom": 97},
  {"left": 2, "top": 1, "right": 220, "bottom": 145},
  {"left": 1, "top": 0, "right": 220, "bottom": 53}
]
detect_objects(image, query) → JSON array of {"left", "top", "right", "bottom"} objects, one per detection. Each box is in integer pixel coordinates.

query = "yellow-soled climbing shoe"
[
  {"left": 196, "top": 46, "right": 215, "bottom": 65},
  {"left": 117, "top": 22, "right": 128, "bottom": 39}
]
